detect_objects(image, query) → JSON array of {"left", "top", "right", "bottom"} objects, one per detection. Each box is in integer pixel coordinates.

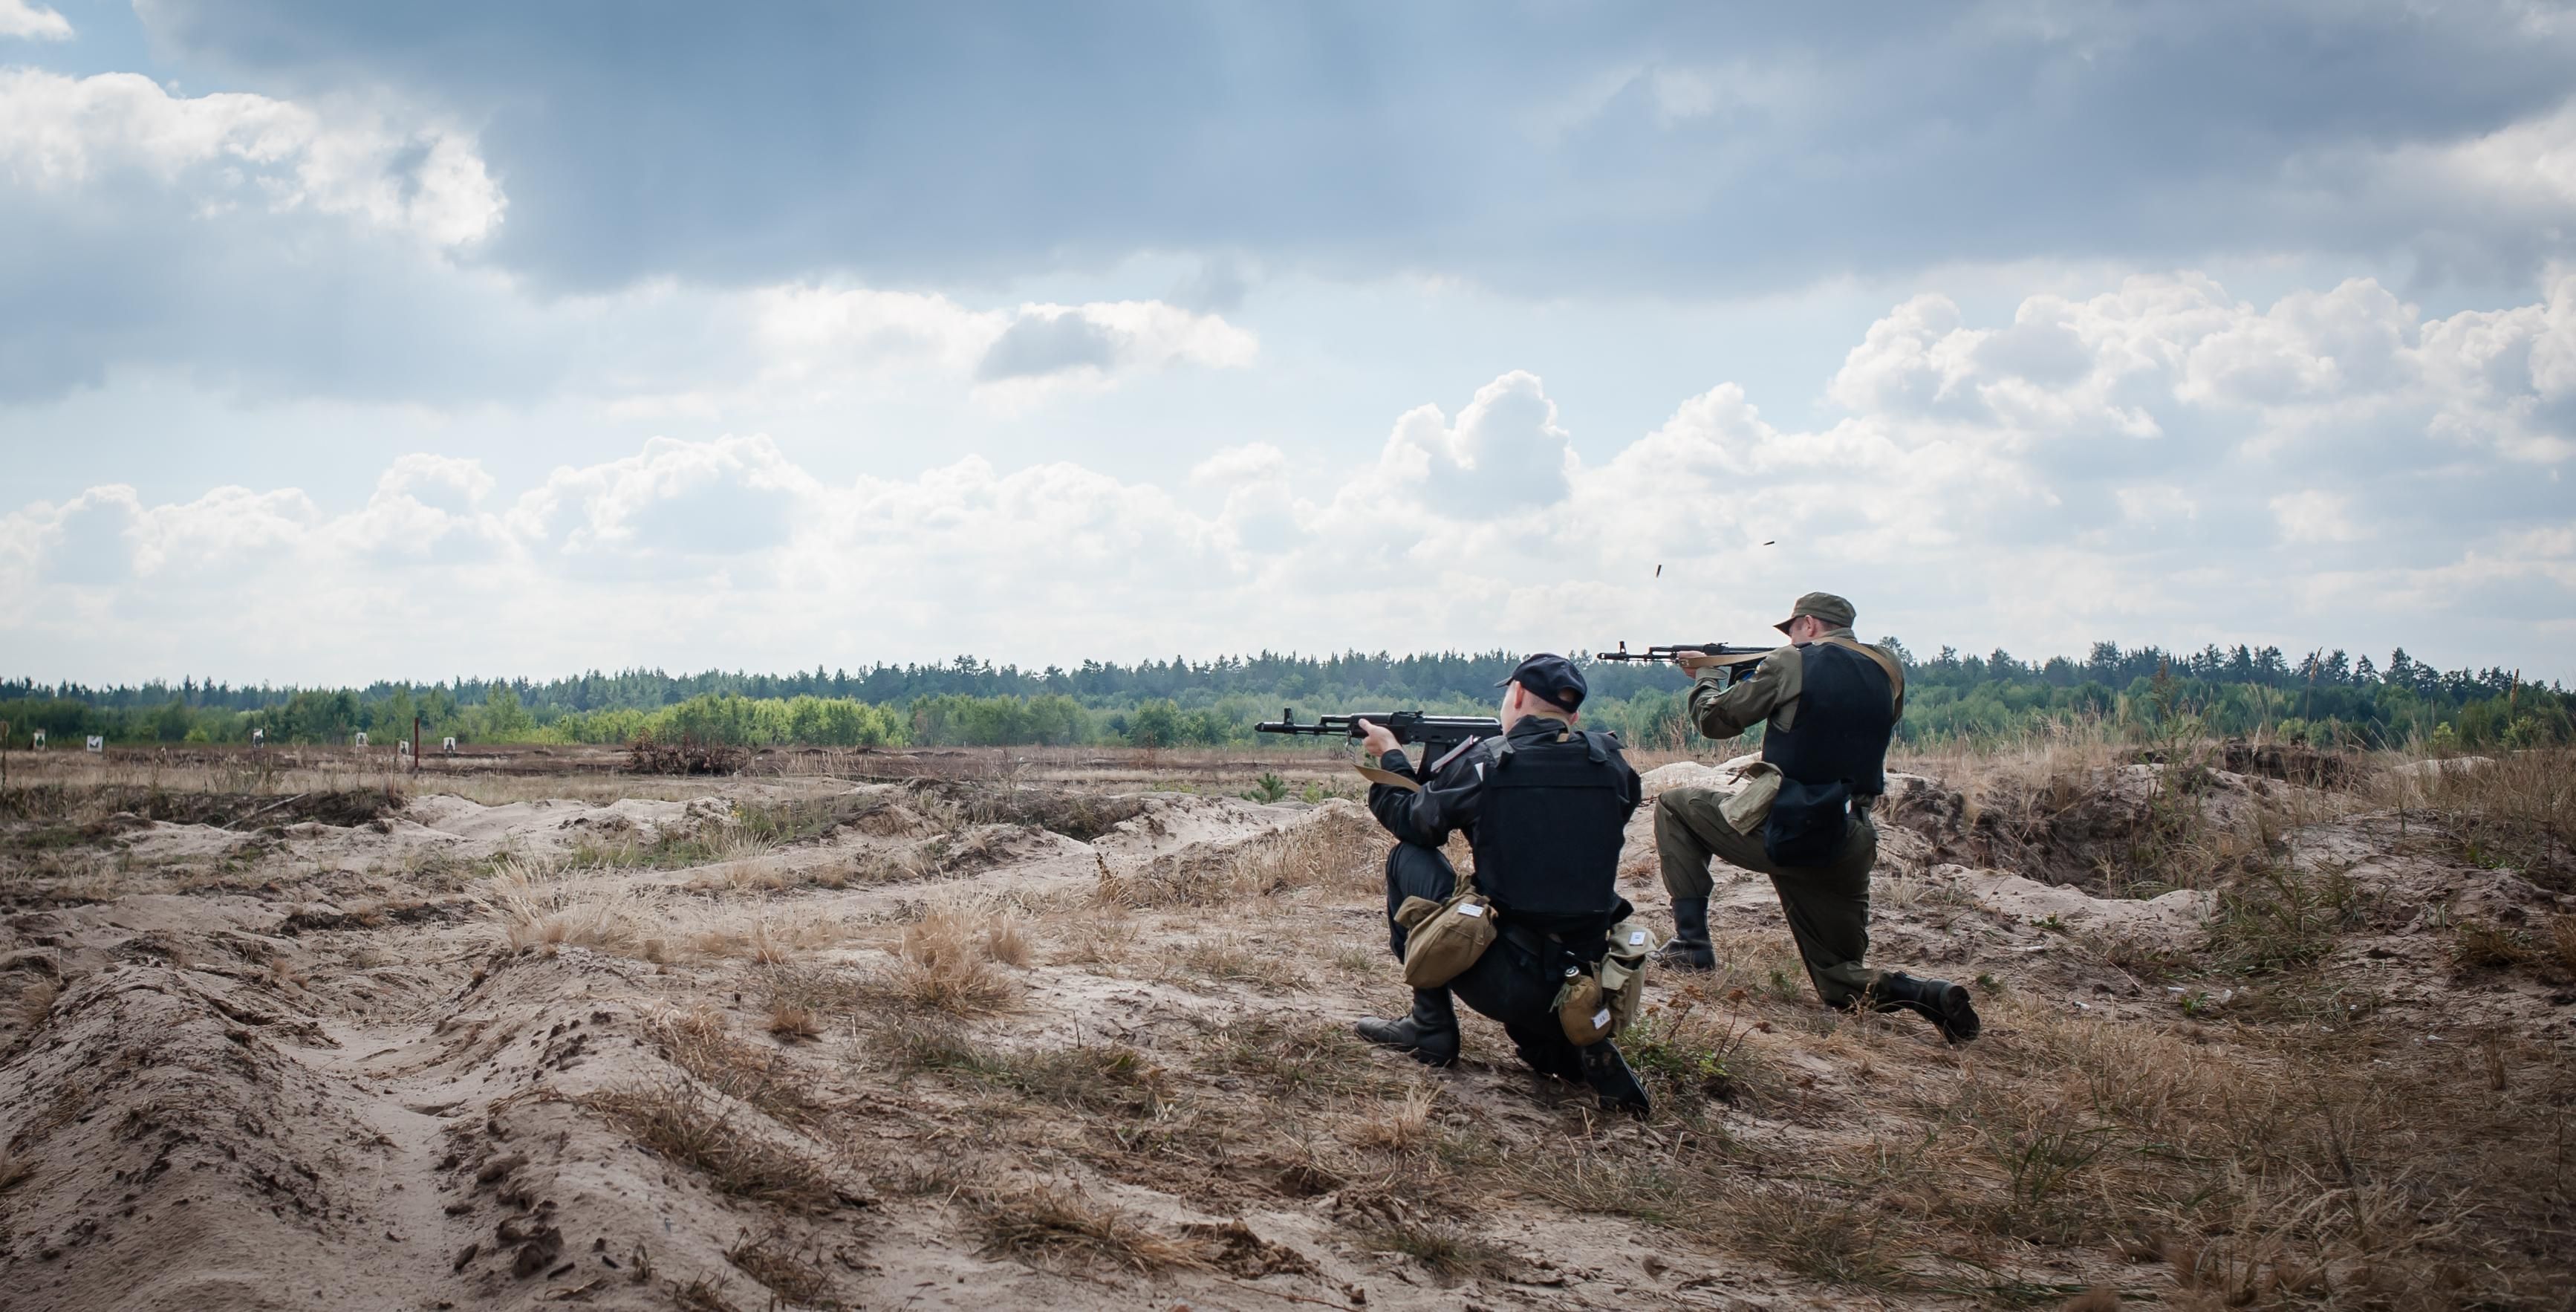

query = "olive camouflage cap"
[{"left": 1774, "top": 591, "right": 1856, "bottom": 634}]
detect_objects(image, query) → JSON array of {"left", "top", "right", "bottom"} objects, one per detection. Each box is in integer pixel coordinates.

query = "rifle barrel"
[
  {"left": 1253, "top": 709, "right": 1501, "bottom": 744},
  {"left": 1592, "top": 642, "right": 1772, "bottom": 664}
]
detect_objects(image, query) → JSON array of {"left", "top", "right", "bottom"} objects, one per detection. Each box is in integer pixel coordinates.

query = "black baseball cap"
[{"left": 1497, "top": 653, "right": 1587, "bottom": 712}]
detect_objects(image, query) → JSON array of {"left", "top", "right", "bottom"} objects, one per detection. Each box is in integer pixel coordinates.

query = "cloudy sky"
[{"left": 4, "top": 1, "right": 2573, "bottom": 686}]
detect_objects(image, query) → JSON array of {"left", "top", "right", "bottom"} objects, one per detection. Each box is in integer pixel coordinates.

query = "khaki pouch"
[
  {"left": 1558, "top": 918, "right": 1658, "bottom": 1045},
  {"left": 1558, "top": 973, "right": 1616, "bottom": 1045},
  {"left": 1399, "top": 887, "right": 1497, "bottom": 989}
]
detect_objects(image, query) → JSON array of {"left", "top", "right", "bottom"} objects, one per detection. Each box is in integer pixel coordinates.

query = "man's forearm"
[
  {"left": 1690, "top": 678, "right": 1760, "bottom": 739},
  {"left": 1693, "top": 651, "right": 1795, "bottom": 739},
  {"left": 1367, "top": 755, "right": 1455, "bottom": 847}
]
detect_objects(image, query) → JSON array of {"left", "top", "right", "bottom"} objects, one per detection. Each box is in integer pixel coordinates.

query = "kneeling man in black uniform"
[{"left": 1352, "top": 654, "right": 1651, "bottom": 1114}]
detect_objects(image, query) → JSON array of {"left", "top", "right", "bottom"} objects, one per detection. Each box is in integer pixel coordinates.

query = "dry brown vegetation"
[
  {"left": 584, "top": 1077, "right": 848, "bottom": 1210},
  {"left": 867, "top": 905, "right": 1024, "bottom": 1014},
  {"left": 0, "top": 741, "right": 2569, "bottom": 1310}
]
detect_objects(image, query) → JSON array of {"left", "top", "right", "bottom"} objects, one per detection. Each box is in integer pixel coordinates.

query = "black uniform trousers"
[{"left": 1383, "top": 841, "right": 1585, "bottom": 1082}]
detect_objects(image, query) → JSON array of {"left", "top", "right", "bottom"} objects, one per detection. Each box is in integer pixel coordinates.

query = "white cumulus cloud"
[
  {"left": 3, "top": 270, "right": 2569, "bottom": 682},
  {"left": 0, "top": 68, "right": 503, "bottom": 246},
  {"left": 0, "top": 0, "right": 70, "bottom": 40}
]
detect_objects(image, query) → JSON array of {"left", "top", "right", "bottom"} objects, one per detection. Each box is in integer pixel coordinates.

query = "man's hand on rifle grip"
[{"left": 1353, "top": 718, "right": 1401, "bottom": 757}]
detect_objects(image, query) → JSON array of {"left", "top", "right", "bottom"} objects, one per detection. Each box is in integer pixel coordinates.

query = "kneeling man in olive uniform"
[
  {"left": 1654, "top": 593, "right": 1980, "bottom": 1042},
  {"left": 1352, "top": 655, "right": 1653, "bottom": 1114}
]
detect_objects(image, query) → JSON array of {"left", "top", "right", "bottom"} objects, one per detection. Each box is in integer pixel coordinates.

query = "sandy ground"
[{"left": 1, "top": 748, "right": 2569, "bottom": 1311}]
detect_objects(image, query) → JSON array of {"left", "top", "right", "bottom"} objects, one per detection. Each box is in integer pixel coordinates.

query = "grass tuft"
[
  {"left": 723, "top": 1226, "right": 848, "bottom": 1308},
  {"left": 766, "top": 1002, "right": 823, "bottom": 1042},
  {"left": 880, "top": 1018, "right": 1171, "bottom": 1118},
  {"left": 1358, "top": 1216, "right": 1516, "bottom": 1285},
  {"left": 870, "top": 908, "right": 1021, "bottom": 1014},
  {"left": 585, "top": 1077, "right": 844, "bottom": 1209},
  {"left": 5, "top": 978, "right": 60, "bottom": 1034},
  {"left": 966, "top": 1180, "right": 1214, "bottom": 1273}
]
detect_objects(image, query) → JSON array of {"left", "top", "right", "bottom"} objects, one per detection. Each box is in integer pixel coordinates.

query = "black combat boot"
[
  {"left": 1870, "top": 972, "right": 1981, "bottom": 1042},
  {"left": 1579, "top": 1040, "right": 1652, "bottom": 1116},
  {"left": 1356, "top": 988, "right": 1460, "bottom": 1066},
  {"left": 1653, "top": 897, "right": 1714, "bottom": 970}
]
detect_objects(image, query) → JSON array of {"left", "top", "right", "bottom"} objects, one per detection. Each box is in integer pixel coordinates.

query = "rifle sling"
[
  {"left": 1821, "top": 637, "right": 1905, "bottom": 712},
  {"left": 1356, "top": 764, "right": 1422, "bottom": 793}
]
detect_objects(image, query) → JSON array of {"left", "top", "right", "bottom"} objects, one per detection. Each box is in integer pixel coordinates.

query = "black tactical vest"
[
  {"left": 1760, "top": 643, "right": 1896, "bottom": 796},
  {"left": 1468, "top": 727, "right": 1631, "bottom": 921}
]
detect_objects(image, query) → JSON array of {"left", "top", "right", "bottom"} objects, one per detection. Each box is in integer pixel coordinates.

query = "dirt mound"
[
  {"left": 624, "top": 735, "right": 749, "bottom": 776},
  {"left": 2, "top": 786, "right": 403, "bottom": 840},
  {"left": 1878, "top": 764, "right": 2275, "bottom": 894},
  {"left": 2132, "top": 737, "right": 2361, "bottom": 788},
  {"left": 901, "top": 779, "right": 1152, "bottom": 842},
  {"left": 7, "top": 744, "right": 2569, "bottom": 1311},
  {"left": 0, "top": 903, "right": 865, "bottom": 1312},
  {"left": 0, "top": 958, "right": 397, "bottom": 1310}
]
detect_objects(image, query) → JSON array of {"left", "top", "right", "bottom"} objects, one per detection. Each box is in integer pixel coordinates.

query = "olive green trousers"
[{"left": 1654, "top": 784, "right": 1884, "bottom": 1007}]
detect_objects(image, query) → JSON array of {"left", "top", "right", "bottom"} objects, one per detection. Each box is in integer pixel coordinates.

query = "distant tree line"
[{"left": 2, "top": 642, "right": 2567, "bottom": 753}]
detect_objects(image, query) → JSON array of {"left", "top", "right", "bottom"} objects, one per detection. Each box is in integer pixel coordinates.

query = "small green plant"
[
  {"left": 1241, "top": 771, "right": 1289, "bottom": 803},
  {"left": 1624, "top": 992, "right": 1763, "bottom": 1108},
  {"left": 2462, "top": 840, "right": 2515, "bottom": 871},
  {"left": 2207, "top": 859, "right": 2373, "bottom": 975}
]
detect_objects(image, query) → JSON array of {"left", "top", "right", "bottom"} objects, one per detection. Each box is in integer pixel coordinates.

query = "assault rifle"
[
  {"left": 1591, "top": 642, "right": 1775, "bottom": 685},
  {"left": 1255, "top": 709, "right": 1500, "bottom": 756}
]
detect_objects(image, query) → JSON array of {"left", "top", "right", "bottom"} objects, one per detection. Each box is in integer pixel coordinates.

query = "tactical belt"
[{"left": 1497, "top": 918, "right": 1610, "bottom": 978}]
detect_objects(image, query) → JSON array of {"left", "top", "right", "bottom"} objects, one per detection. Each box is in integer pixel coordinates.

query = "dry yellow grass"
[
  {"left": 1173, "top": 932, "right": 1310, "bottom": 991},
  {"left": 628, "top": 1007, "right": 838, "bottom": 1137},
  {"left": 585, "top": 1078, "right": 842, "bottom": 1209},
  {"left": 723, "top": 1226, "right": 848, "bottom": 1307},
  {"left": 1051, "top": 905, "right": 1140, "bottom": 967},
  {"left": 475, "top": 858, "right": 646, "bottom": 952},
  {"left": 765, "top": 1002, "right": 822, "bottom": 1042},
  {"left": 4, "top": 977, "right": 59, "bottom": 1033},
  {"left": 1338, "top": 1083, "right": 1440, "bottom": 1152},
  {"left": 1093, "top": 802, "right": 1385, "bottom": 909},
  {"left": 982, "top": 912, "right": 1031, "bottom": 967},
  {"left": 868, "top": 907, "right": 1022, "bottom": 1015},
  {"left": 963, "top": 1180, "right": 1213, "bottom": 1274},
  {"left": 14, "top": 738, "right": 2574, "bottom": 1308}
]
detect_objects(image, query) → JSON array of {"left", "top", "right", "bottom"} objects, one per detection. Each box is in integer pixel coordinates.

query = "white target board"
[
  {"left": 443, "top": 736, "right": 458, "bottom": 752},
  {"left": 251, "top": 729, "right": 264, "bottom": 747},
  {"left": 397, "top": 739, "right": 412, "bottom": 756},
  {"left": 354, "top": 731, "right": 368, "bottom": 747},
  {"left": 29, "top": 730, "right": 43, "bottom": 747},
  {"left": 85, "top": 735, "right": 104, "bottom": 753}
]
